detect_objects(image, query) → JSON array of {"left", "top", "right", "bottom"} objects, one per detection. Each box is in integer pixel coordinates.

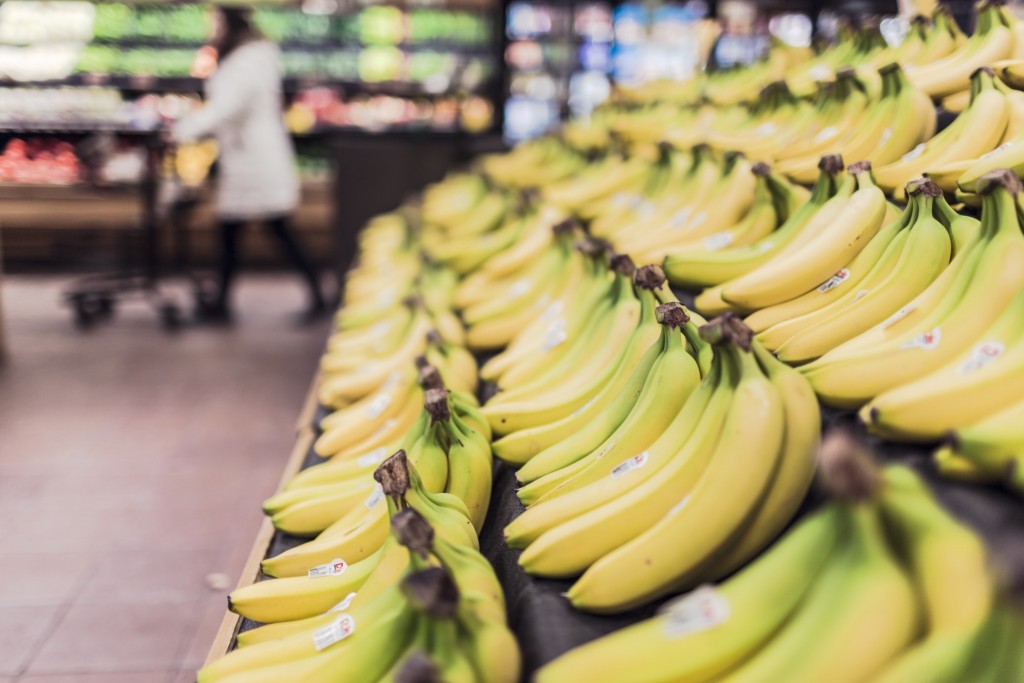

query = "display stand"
[{"left": 204, "top": 295, "right": 1024, "bottom": 678}]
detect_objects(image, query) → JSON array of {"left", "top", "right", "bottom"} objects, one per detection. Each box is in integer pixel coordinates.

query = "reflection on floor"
[{"left": 0, "top": 274, "right": 329, "bottom": 683}]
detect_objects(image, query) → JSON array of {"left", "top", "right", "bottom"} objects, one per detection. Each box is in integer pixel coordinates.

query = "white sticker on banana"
[
  {"left": 611, "top": 451, "right": 650, "bottom": 478},
  {"left": 308, "top": 558, "right": 348, "bottom": 578},
  {"left": 326, "top": 592, "right": 357, "bottom": 614},
  {"left": 661, "top": 585, "right": 731, "bottom": 638},
  {"left": 958, "top": 341, "right": 1005, "bottom": 374},
  {"left": 363, "top": 483, "right": 385, "bottom": 510},
  {"left": 816, "top": 268, "right": 850, "bottom": 292},
  {"left": 356, "top": 447, "right": 388, "bottom": 468},
  {"left": 704, "top": 232, "right": 733, "bottom": 251},
  {"left": 880, "top": 305, "right": 915, "bottom": 329},
  {"left": 312, "top": 614, "right": 356, "bottom": 651},
  {"left": 900, "top": 327, "right": 941, "bottom": 350}
]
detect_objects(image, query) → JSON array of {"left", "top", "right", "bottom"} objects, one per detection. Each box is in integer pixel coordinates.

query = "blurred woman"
[{"left": 173, "top": 6, "right": 326, "bottom": 322}]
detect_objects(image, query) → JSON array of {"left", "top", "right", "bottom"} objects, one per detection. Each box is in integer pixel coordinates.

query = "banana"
[
  {"left": 720, "top": 162, "right": 886, "bottom": 311},
  {"left": 566, "top": 321, "right": 785, "bottom": 612},
  {"left": 906, "top": 3, "right": 1015, "bottom": 98},
  {"left": 533, "top": 506, "right": 842, "bottom": 683},
  {"left": 228, "top": 547, "right": 383, "bottom": 623},
  {"left": 483, "top": 266, "right": 662, "bottom": 441}
]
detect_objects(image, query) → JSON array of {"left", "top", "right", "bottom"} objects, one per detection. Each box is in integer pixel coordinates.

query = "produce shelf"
[{"left": 205, "top": 291, "right": 1024, "bottom": 674}]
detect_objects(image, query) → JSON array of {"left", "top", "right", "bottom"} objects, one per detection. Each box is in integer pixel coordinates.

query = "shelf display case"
[{"left": 0, "top": 0, "right": 504, "bottom": 135}]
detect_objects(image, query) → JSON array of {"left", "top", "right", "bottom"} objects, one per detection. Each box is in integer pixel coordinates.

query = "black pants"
[{"left": 215, "top": 215, "right": 325, "bottom": 310}]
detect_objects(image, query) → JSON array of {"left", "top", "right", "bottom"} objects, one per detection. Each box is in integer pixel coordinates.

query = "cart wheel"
[
  {"left": 96, "top": 296, "right": 115, "bottom": 318},
  {"left": 160, "top": 303, "right": 182, "bottom": 331},
  {"left": 73, "top": 300, "right": 95, "bottom": 329}
]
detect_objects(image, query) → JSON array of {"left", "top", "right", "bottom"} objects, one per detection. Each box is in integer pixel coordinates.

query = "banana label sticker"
[
  {"left": 364, "top": 483, "right": 385, "bottom": 510},
  {"left": 309, "top": 558, "right": 348, "bottom": 578},
  {"left": 704, "top": 232, "right": 733, "bottom": 252},
  {"left": 543, "top": 320, "right": 568, "bottom": 351},
  {"left": 326, "top": 592, "right": 357, "bottom": 614},
  {"left": 611, "top": 451, "right": 649, "bottom": 478},
  {"left": 661, "top": 585, "right": 730, "bottom": 638},
  {"left": 541, "top": 300, "right": 564, "bottom": 322},
  {"left": 880, "top": 305, "right": 915, "bottom": 330},
  {"left": 670, "top": 207, "right": 693, "bottom": 228},
  {"left": 357, "top": 447, "right": 388, "bottom": 468},
  {"left": 508, "top": 279, "right": 531, "bottom": 299},
  {"left": 365, "top": 393, "right": 392, "bottom": 419},
  {"left": 900, "top": 327, "right": 941, "bottom": 350},
  {"left": 313, "top": 614, "right": 356, "bottom": 651},
  {"left": 958, "top": 341, "right": 1005, "bottom": 374},
  {"left": 813, "top": 126, "right": 838, "bottom": 144},
  {"left": 901, "top": 143, "right": 926, "bottom": 162},
  {"left": 636, "top": 201, "right": 657, "bottom": 219},
  {"left": 817, "top": 269, "right": 851, "bottom": 292}
]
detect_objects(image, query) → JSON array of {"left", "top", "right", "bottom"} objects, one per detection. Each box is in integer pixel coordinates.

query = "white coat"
[{"left": 172, "top": 41, "right": 299, "bottom": 220}]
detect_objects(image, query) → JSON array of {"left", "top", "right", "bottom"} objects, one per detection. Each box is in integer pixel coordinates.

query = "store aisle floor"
[{"left": 0, "top": 274, "right": 330, "bottom": 683}]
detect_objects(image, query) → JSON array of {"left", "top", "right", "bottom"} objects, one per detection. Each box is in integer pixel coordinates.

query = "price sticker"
[
  {"left": 661, "top": 585, "right": 730, "bottom": 638},
  {"left": 312, "top": 614, "right": 356, "bottom": 651},
  {"left": 308, "top": 558, "right": 347, "bottom": 578}
]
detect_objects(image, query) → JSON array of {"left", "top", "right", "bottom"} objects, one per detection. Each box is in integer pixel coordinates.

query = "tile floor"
[{"left": 0, "top": 274, "right": 329, "bottom": 682}]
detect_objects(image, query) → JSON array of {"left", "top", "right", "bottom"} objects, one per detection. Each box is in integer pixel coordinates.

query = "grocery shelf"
[{"left": 0, "top": 73, "right": 497, "bottom": 98}]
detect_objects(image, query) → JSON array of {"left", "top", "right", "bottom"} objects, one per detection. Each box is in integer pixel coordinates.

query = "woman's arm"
[{"left": 171, "top": 56, "right": 254, "bottom": 143}]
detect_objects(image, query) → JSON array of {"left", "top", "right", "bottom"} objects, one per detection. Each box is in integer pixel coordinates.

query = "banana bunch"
[
  {"left": 479, "top": 135, "right": 586, "bottom": 188},
  {"left": 871, "top": 9, "right": 965, "bottom": 72},
  {"left": 202, "top": 462, "right": 518, "bottom": 683},
  {"left": 534, "top": 435, "right": 1020, "bottom": 683},
  {"left": 262, "top": 386, "right": 489, "bottom": 574},
  {"left": 610, "top": 153, "right": 767, "bottom": 265},
  {"left": 775, "top": 64, "right": 936, "bottom": 186},
  {"left": 907, "top": 0, "right": 1015, "bottom": 99},
  {"left": 483, "top": 266, "right": 711, "bottom": 467},
  {"left": 506, "top": 314, "right": 818, "bottom": 614},
  {"left": 319, "top": 255, "right": 475, "bottom": 411},
  {"left": 697, "top": 159, "right": 892, "bottom": 316},
  {"left": 639, "top": 161, "right": 806, "bottom": 265},
  {"left": 664, "top": 155, "right": 846, "bottom": 289},
  {"left": 476, "top": 240, "right": 620, "bottom": 389},
  {"left": 874, "top": 67, "right": 1010, "bottom": 198},
  {"left": 457, "top": 219, "right": 595, "bottom": 351},
  {"left": 747, "top": 178, "right": 962, "bottom": 364},
  {"left": 804, "top": 169, "right": 1024, "bottom": 408}
]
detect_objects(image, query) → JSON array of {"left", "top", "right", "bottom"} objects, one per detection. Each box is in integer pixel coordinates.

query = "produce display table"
[{"left": 206, "top": 317, "right": 1024, "bottom": 675}]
